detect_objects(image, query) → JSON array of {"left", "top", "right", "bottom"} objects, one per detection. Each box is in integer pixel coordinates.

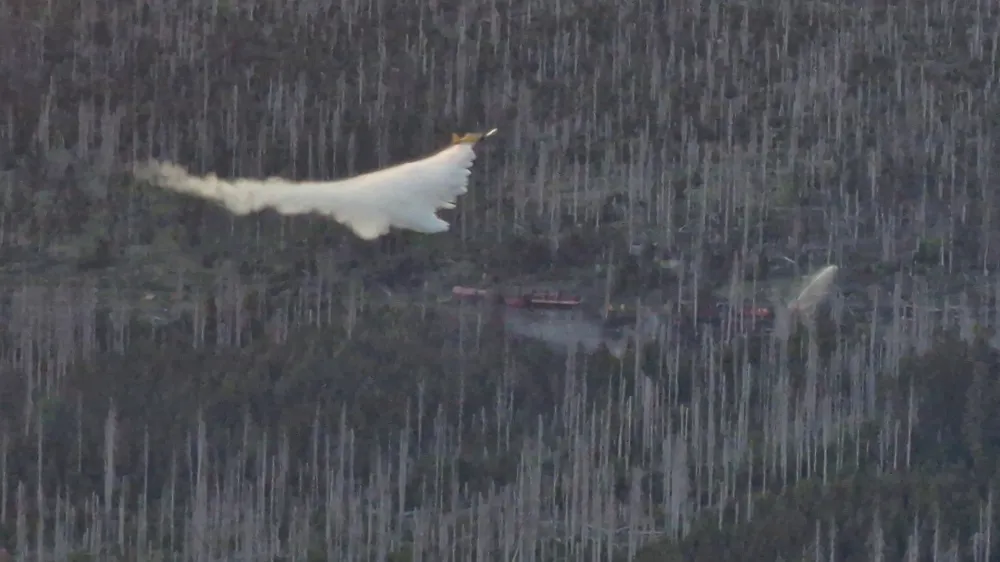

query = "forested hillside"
[{"left": 1, "top": 0, "right": 998, "bottom": 559}]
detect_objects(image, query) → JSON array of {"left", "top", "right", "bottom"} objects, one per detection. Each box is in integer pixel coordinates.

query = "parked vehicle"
[{"left": 451, "top": 286, "right": 583, "bottom": 309}]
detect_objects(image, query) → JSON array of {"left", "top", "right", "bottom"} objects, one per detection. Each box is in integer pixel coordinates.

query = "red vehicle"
[{"left": 451, "top": 286, "right": 583, "bottom": 310}]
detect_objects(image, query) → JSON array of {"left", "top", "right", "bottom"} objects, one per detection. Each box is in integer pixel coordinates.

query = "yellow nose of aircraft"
[{"left": 451, "top": 128, "right": 499, "bottom": 145}]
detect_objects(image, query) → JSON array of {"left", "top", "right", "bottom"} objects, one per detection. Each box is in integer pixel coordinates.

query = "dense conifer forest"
[{"left": 1, "top": 0, "right": 998, "bottom": 559}]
